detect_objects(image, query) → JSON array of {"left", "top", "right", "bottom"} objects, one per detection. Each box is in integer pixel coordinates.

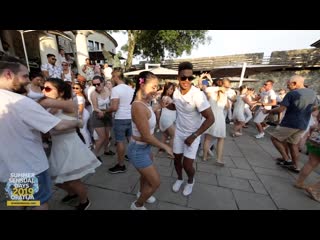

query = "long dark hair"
[
  {"left": 46, "top": 78, "right": 72, "bottom": 100},
  {"left": 160, "top": 82, "right": 175, "bottom": 100},
  {"left": 130, "top": 71, "right": 157, "bottom": 104}
]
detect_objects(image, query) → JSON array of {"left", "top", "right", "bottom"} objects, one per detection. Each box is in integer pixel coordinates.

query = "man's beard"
[{"left": 12, "top": 77, "right": 28, "bottom": 94}]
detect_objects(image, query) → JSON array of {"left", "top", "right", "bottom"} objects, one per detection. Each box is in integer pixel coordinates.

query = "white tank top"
[
  {"left": 132, "top": 101, "right": 156, "bottom": 137},
  {"left": 97, "top": 95, "right": 110, "bottom": 110},
  {"left": 27, "top": 88, "right": 44, "bottom": 101}
]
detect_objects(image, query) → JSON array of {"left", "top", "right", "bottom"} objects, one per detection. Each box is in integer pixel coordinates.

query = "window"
[
  {"left": 88, "top": 40, "right": 94, "bottom": 51},
  {"left": 95, "top": 42, "right": 99, "bottom": 51},
  {"left": 101, "top": 43, "right": 104, "bottom": 50}
]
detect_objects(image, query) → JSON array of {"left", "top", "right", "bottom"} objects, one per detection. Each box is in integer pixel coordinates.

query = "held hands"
[{"left": 164, "top": 145, "right": 174, "bottom": 158}]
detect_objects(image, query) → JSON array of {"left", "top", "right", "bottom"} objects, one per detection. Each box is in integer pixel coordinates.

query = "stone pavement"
[{"left": 1, "top": 124, "right": 320, "bottom": 210}]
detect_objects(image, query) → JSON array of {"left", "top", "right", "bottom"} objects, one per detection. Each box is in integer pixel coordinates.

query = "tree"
[{"left": 117, "top": 30, "right": 210, "bottom": 71}]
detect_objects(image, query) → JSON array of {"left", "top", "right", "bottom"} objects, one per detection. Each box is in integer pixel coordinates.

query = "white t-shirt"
[
  {"left": 0, "top": 90, "right": 61, "bottom": 182},
  {"left": 173, "top": 86, "right": 210, "bottom": 134},
  {"left": 103, "top": 67, "right": 112, "bottom": 80},
  {"left": 111, "top": 84, "right": 134, "bottom": 119},
  {"left": 41, "top": 63, "right": 62, "bottom": 79},
  {"left": 260, "top": 89, "right": 277, "bottom": 110}
]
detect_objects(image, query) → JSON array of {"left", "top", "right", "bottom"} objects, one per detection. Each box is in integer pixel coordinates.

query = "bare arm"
[
  {"left": 42, "top": 70, "right": 49, "bottom": 80},
  {"left": 106, "top": 98, "right": 119, "bottom": 113},
  {"left": 185, "top": 107, "right": 215, "bottom": 146},
  {"left": 132, "top": 103, "right": 173, "bottom": 155},
  {"left": 53, "top": 119, "right": 81, "bottom": 131},
  {"left": 38, "top": 98, "right": 77, "bottom": 113},
  {"left": 263, "top": 105, "right": 287, "bottom": 114}
]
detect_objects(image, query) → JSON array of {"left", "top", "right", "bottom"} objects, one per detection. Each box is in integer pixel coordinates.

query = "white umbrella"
[{"left": 124, "top": 67, "right": 178, "bottom": 76}]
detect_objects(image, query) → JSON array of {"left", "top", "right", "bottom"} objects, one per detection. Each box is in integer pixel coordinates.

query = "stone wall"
[{"left": 230, "top": 69, "right": 320, "bottom": 94}]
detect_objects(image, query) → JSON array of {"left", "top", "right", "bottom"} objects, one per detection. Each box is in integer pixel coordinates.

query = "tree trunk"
[{"left": 125, "top": 30, "right": 139, "bottom": 72}]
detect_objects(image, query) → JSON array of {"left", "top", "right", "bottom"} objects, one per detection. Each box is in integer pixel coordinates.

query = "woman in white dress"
[
  {"left": 42, "top": 78, "right": 101, "bottom": 210},
  {"left": 203, "top": 86, "right": 229, "bottom": 165},
  {"left": 232, "top": 85, "right": 254, "bottom": 137},
  {"left": 157, "top": 82, "right": 176, "bottom": 154},
  {"left": 73, "top": 82, "right": 92, "bottom": 148}
]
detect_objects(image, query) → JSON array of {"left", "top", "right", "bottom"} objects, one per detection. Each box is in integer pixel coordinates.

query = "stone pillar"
[
  {"left": 39, "top": 33, "right": 60, "bottom": 67},
  {"left": 75, "top": 30, "right": 93, "bottom": 77}
]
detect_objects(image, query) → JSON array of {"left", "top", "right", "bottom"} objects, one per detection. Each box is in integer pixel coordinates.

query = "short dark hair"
[
  {"left": 47, "top": 54, "right": 55, "bottom": 58},
  {"left": 0, "top": 55, "right": 27, "bottom": 75},
  {"left": 178, "top": 62, "right": 193, "bottom": 73}
]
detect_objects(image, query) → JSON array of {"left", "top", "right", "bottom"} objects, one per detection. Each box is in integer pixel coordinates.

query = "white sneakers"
[
  {"left": 130, "top": 201, "right": 147, "bottom": 210},
  {"left": 172, "top": 179, "right": 195, "bottom": 196},
  {"left": 172, "top": 179, "right": 184, "bottom": 192},
  {"left": 136, "top": 191, "right": 156, "bottom": 204},
  {"left": 183, "top": 180, "right": 195, "bottom": 196},
  {"left": 255, "top": 132, "right": 265, "bottom": 139}
]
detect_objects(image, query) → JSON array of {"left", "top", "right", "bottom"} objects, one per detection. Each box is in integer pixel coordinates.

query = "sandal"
[
  {"left": 305, "top": 187, "right": 320, "bottom": 203},
  {"left": 214, "top": 161, "right": 225, "bottom": 167},
  {"left": 294, "top": 183, "right": 307, "bottom": 190}
]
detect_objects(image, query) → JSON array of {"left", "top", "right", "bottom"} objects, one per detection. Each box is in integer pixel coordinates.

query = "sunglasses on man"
[
  {"left": 180, "top": 76, "right": 195, "bottom": 81},
  {"left": 92, "top": 83, "right": 101, "bottom": 87}
]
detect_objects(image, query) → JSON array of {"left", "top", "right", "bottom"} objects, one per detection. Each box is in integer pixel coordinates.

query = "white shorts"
[
  {"left": 253, "top": 109, "right": 268, "bottom": 124},
  {"left": 173, "top": 130, "right": 201, "bottom": 160}
]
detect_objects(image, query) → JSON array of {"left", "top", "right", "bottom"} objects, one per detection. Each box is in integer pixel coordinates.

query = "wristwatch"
[{"left": 192, "top": 132, "right": 198, "bottom": 138}]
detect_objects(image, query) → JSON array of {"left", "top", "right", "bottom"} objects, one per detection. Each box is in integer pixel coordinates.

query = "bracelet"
[{"left": 192, "top": 132, "right": 198, "bottom": 138}]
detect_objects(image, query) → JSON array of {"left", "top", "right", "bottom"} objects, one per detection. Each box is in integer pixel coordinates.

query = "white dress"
[
  {"left": 49, "top": 110, "right": 101, "bottom": 184},
  {"left": 233, "top": 95, "right": 246, "bottom": 122},
  {"left": 159, "top": 108, "right": 176, "bottom": 132},
  {"left": 205, "top": 87, "right": 227, "bottom": 138}
]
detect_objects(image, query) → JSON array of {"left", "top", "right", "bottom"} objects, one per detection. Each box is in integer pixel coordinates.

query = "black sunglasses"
[
  {"left": 92, "top": 83, "right": 101, "bottom": 87},
  {"left": 180, "top": 76, "right": 195, "bottom": 81},
  {"left": 73, "top": 87, "right": 80, "bottom": 90}
]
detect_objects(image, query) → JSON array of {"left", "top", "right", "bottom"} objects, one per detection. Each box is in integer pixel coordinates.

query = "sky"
[{"left": 111, "top": 30, "right": 320, "bottom": 64}]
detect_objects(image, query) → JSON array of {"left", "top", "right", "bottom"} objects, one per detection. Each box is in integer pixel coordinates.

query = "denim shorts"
[
  {"left": 127, "top": 142, "right": 152, "bottom": 169},
  {"left": 34, "top": 169, "right": 52, "bottom": 205},
  {"left": 114, "top": 119, "right": 132, "bottom": 142}
]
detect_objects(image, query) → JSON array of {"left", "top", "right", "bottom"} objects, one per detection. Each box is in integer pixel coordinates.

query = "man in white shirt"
[
  {"left": 164, "top": 62, "right": 214, "bottom": 196},
  {"left": 105, "top": 68, "right": 134, "bottom": 174},
  {"left": 41, "top": 54, "right": 62, "bottom": 80},
  {"left": 0, "top": 55, "right": 81, "bottom": 210},
  {"left": 253, "top": 79, "right": 277, "bottom": 138},
  {"left": 103, "top": 63, "right": 112, "bottom": 80}
]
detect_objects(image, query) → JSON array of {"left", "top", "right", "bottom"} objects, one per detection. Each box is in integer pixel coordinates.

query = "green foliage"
[{"left": 134, "top": 30, "right": 209, "bottom": 62}]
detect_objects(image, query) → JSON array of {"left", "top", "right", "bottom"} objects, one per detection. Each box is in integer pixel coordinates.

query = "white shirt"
[
  {"left": 0, "top": 90, "right": 61, "bottom": 182},
  {"left": 41, "top": 63, "right": 62, "bottom": 79},
  {"left": 260, "top": 89, "right": 277, "bottom": 110},
  {"left": 173, "top": 86, "right": 210, "bottom": 134},
  {"left": 103, "top": 67, "right": 112, "bottom": 80},
  {"left": 111, "top": 84, "right": 134, "bottom": 119}
]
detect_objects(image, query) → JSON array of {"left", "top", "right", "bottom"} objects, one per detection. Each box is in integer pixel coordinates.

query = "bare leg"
[
  {"left": 173, "top": 153, "right": 184, "bottom": 180},
  {"left": 116, "top": 141, "right": 126, "bottom": 166},
  {"left": 288, "top": 143, "right": 300, "bottom": 168},
  {"left": 216, "top": 138, "right": 224, "bottom": 162},
  {"left": 271, "top": 136, "right": 290, "bottom": 161},
  {"left": 135, "top": 165, "right": 160, "bottom": 207},
  {"left": 203, "top": 134, "right": 213, "bottom": 161},
  {"left": 66, "top": 180, "right": 88, "bottom": 204},
  {"left": 93, "top": 127, "right": 107, "bottom": 157},
  {"left": 296, "top": 153, "right": 320, "bottom": 187},
  {"left": 183, "top": 157, "right": 195, "bottom": 184}
]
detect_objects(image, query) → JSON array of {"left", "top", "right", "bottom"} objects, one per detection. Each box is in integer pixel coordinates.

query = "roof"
[
  {"left": 210, "top": 64, "right": 289, "bottom": 78},
  {"left": 124, "top": 67, "right": 178, "bottom": 76},
  {"left": 311, "top": 39, "right": 320, "bottom": 48}
]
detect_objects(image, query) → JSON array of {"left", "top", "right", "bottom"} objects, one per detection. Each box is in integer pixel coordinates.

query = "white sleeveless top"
[
  {"left": 27, "top": 88, "right": 44, "bottom": 101},
  {"left": 97, "top": 95, "right": 110, "bottom": 110},
  {"left": 132, "top": 101, "right": 156, "bottom": 137}
]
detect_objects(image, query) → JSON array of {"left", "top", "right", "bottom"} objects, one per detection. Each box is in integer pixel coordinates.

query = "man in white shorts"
[
  {"left": 253, "top": 79, "right": 277, "bottom": 138},
  {"left": 164, "top": 62, "right": 214, "bottom": 196}
]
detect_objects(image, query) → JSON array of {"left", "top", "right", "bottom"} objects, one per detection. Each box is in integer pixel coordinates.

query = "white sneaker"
[
  {"left": 130, "top": 201, "right": 147, "bottom": 210},
  {"left": 183, "top": 179, "right": 195, "bottom": 196},
  {"left": 136, "top": 191, "right": 156, "bottom": 204},
  {"left": 255, "top": 132, "right": 265, "bottom": 139},
  {"left": 172, "top": 179, "right": 184, "bottom": 192}
]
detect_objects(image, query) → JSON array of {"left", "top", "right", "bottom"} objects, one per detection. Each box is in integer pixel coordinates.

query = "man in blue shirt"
[{"left": 263, "top": 75, "right": 318, "bottom": 173}]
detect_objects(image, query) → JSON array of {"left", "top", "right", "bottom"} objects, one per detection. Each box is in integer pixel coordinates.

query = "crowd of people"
[{"left": 1, "top": 53, "right": 320, "bottom": 210}]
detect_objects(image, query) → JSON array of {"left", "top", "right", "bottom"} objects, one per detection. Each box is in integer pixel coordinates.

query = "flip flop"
[
  {"left": 305, "top": 187, "right": 320, "bottom": 203},
  {"left": 293, "top": 183, "right": 307, "bottom": 190}
]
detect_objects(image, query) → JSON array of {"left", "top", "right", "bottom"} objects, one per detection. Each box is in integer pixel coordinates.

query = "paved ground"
[{"left": 1, "top": 124, "right": 320, "bottom": 210}]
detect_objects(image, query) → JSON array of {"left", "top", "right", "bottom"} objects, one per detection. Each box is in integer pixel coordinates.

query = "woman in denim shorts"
[{"left": 128, "top": 71, "right": 173, "bottom": 210}]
